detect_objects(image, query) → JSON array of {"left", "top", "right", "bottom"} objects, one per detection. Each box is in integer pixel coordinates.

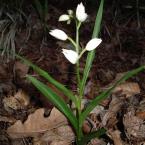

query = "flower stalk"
[{"left": 48, "top": 1, "right": 103, "bottom": 144}]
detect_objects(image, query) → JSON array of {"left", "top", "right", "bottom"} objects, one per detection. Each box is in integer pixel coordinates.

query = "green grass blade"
[
  {"left": 80, "top": 65, "right": 145, "bottom": 125},
  {"left": 80, "top": 128, "right": 106, "bottom": 144},
  {"left": 80, "top": 0, "right": 104, "bottom": 97},
  {"left": 27, "top": 75, "right": 78, "bottom": 132},
  {"left": 16, "top": 55, "right": 78, "bottom": 106},
  {"left": 44, "top": 0, "right": 48, "bottom": 19},
  {"left": 34, "top": 0, "right": 43, "bottom": 21}
]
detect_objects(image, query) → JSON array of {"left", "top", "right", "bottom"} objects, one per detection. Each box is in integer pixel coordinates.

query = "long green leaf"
[
  {"left": 80, "top": 65, "right": 145, "bottom": 125},
  {"left": 34, "top": 0, "right": 43, "bottom": 21},
  {"left": 80, "top": 0, "right": 104, "bottom": 97},
  {"left": 44, "top": 0, "right": 48, "bottom": 19},
  {"left": 27, "top": 75, "right": 78, "bottom": 132},
  {"left": 80, "top": 128, "right": 106, "bottom": 144},
  {"left": 16, "top": 55, "right": 78, "bottom": 106}
]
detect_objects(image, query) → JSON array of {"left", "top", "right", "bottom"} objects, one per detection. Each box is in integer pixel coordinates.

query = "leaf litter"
[
  {"left": 1, "top": 1, "right": 145, "bottom": 145},
  {"left": 7, "top": 107, "right": 75, "bottom": 144}
]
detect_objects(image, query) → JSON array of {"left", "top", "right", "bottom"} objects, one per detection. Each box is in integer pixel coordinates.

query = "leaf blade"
[
  {"left": 16, "top": 55, "right": 78, "bottom": 106},
  {"left": 80, "top": 66, "right": 145, "bottom": 125},
  {"left": 27, "top": 75, "right": 78, "bottom": 132},
  {"left": 80, "top": 0, "right": 104, "bottom": 97},
  {"left": 80, "top": 128, "right": 106, "bottom": 144}
]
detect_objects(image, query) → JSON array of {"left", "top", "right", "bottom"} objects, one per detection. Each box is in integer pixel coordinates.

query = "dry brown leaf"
[
  {"left": 3, "top": 89, "right": 30, "bottom": 112},
  {"left": 102, "top": 96, "right": 123, "bottom": 126},
  {"left": 108, "top": 130, "right": 123, "bottom": 145},
  {"left": 33, "top": 139, "right": 46, "bottom": 145},
  {"left": 101, "top": 72, "right": 125, "bottom": 90},
  {"left": 123, "top": 107, "right": 145, "bottom": 139},
  {"left": 88, "top": 138, "right": 106, "bottom": 145},
  {"left": 0, "top": 115, "right": 16, "bottom": 123},
  {"left": 7, "top": 108, "right": 68, "bottom": 139},
  {"left": 113, "top": 82, "right": 140, "bottom": 97},
  {"left": 102, "top": 73, "right": 140, "bottom": 98},
  {"left": 136, "top": 111, "right": 145, "bottom": 120},
  {"left": 50, "top": 140, "right": 71, "bottom": 145},
  {"left": 15, "top": 61, "right": 29, "bottom": 78},
  {"left": 11, "top": 138, "right": 32, "bottom": 145},
  {"left": 137, "top": 142, "right": 145, "bottom": 145},
  {"left": 0, "top": 63, "right": 10, "bottom": 81},
  {"left": 14, "top": 89, "right": 30, "bottom": 106},
  {"left": 40, "top": 125, "right": 75, "bottom": 145}
]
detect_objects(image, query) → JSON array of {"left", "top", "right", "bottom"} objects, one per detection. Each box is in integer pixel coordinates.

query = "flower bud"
[
  {"left": 62, "top": 49, "right": 78, "bottom": 64},
  {"left": 49, "top": 29, "right": 68, "bottom": 41},
  {"left": 76, "top": 2, "right": 88, "bottom": 22},
  {"left": 85, "top": 38, "right": 102, "bottom": 51},
  {"left": 67, "top": 9, "right": 73, "bottom": 16},
  {"left": 59, "top": 14, "right": 70, "bottom": 22}
]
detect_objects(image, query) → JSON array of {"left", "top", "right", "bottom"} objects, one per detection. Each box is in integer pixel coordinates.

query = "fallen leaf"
[
  {"left": 108, "top": 130, "right": 123, "bottom": 145},
  {"left": 101, "top": 73, "right": 140, "bottom": 98},
  {"left": 7, "top": 107, "right": 68, "bottom": 138},
  {"left": 102, "top": 96, "right": 123, "bottom": 126},
  {"left": 0, "top": 115, "right": 16, "bottom": 123},
  {"left": 88, "top": 138, "right": 106, "bottom": 145},
  {"left": 3, "top": 89, "right": 30, "bottom": 112},
  {"left": 112, "top": 82, "right": 140, "bottom": 97},
  {"left": 40, "top": 125, "right": 75, "bottom": 144},
  {"left": 50, "top": 140, "right": 71, "bottom": 145},
  {"left": 136, "top": 111, "right": 145, "bottom": 120},
  {"left": 0, "top": 63, "right": 10, "bottom": 81},
  {"left": 123, "top": 107, "right": 145, "bottom": 139},
  {"left": 15, "top": 61, "right": 29, "bottom": 78}
]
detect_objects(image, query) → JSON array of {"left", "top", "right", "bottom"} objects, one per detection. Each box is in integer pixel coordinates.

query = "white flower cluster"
[{"left": 49, "top": 2, "right": 102, "bottom": 64}]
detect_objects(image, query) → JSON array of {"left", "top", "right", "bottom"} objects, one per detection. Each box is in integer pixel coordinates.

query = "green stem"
[
  {"left": 76, "top": 62, "right": 81, "bottom": 90},
  {"left": 76, "top": 21, "right": 81, "bottom": 53},
  {"left": 68, "top": 37, "right": 77, "bottom": 48},
  {"left": 75, "top": 21, "right": 81, "bottom": 91},
  {"left": 78, "top": 48, "right": 87, "bottom": 60},
  {"left": 76, "top": 108, "right": 83, "bottom": 144},
  {"left": 75, "top": 21, "right": 84, "bottom": 144}
]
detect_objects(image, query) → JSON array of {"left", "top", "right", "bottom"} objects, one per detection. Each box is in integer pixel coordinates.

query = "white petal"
[
  {"left": 62, "top": 49, "right": 78, "bottom": 64},
  {"left": 67, "top": 20, "right": 71, "bottom": 24},
  {"left": 76, "top": 2, "right": 88, "bottom": 22},
  {"left": 49, "top": 29, "right": 68, "bottom": 41},
  {"left": 85, "top": 38, "right": 102, "bottom": 51},
  {"left": 59, "top": 14, "right": 70, "bottom": 21}
]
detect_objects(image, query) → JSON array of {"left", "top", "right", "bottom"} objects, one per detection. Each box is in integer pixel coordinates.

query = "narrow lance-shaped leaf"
[
  {"left": 80, "top": 128, "right": 106, "bottom": 145},
  {"left": 34, "top": 0, "right": 43, "bottom": 21},
  {"left": 27, "top": 75, "right": 78, "bottom": 132},
  {"left": 44, "top": 0, "right": 48, "bottom": 19},
  {"left": 16, "top": 55, "right": 78, "bottom": 106},
  {"left": 80, "top": 65, "right": 145, "bottom": 125},
  {"left": 80, "top": 0, "right": 104, "bottom": 97}
]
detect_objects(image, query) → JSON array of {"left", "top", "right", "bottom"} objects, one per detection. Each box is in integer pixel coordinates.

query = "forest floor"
[{"left": 1, "top": 1, "right": 145, "bottom": 145}]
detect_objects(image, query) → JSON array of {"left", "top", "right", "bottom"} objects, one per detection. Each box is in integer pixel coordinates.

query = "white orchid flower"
[
  {"left": 76, "top": 2, "right": 88, "bottom": 22},
  {"left": 85, "top": 38, "right": 102, "bottom": 51},
  {"left": 59, "top": 10, "right": 73, "bottom": 24},
  {"left": 49, "top": 29, "right": 68, "bottom": 41},
  {"left": 62, "top": 49, "right": 78, "bottom": 64},
  {"left": 59, "top": 14, "right": 70, "bottom": 22}
]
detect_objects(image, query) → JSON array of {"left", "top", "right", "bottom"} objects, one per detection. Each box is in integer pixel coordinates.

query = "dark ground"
[{"left": 1, "top": 0, "right": 145, "bottom": 145}]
